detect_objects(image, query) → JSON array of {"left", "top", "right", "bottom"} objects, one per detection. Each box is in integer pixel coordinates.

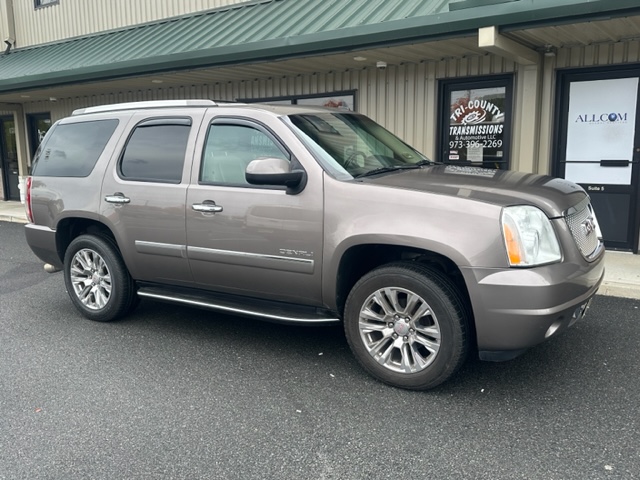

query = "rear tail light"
[{"left": 25, "top": 176, "right": 33, "bottom": 223}]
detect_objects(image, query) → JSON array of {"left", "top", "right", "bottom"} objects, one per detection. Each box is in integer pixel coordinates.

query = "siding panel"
[
  {"left": 12, "top": 0, "right": 247, "bottom": 47},
  {"left": 23, "top": 54, "right": 516, "bottom": 158}
]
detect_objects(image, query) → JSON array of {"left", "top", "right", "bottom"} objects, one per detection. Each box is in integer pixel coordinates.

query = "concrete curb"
[
  {"left": 0, "top": 215, "right": 28, "bottom": 224},
  {"left": 598, "top": 283, "right": 640, "bottom": 300}
]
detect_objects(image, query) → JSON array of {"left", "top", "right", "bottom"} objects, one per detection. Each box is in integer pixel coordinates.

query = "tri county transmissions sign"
[{"left": 446, "top": 85, "right": 507, "bottom": 168}]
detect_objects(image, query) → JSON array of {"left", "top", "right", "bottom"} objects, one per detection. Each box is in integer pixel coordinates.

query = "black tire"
[
  {"left": 344, "top": 262, "right": 469, "bottom": 390},
  {"left": 63, "top": 234, "right": 137, "bottom": 322}
]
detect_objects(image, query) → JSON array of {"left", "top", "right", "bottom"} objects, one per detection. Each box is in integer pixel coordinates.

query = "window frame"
[
  {"left": 437, "top": 75, "right": 513, "bottom": 170},
  {"left": 238, "top": 90, "right": 357, "bottom": 111},
  {"left": 117, "top": 117, "right": 192, "bottom": 184},
  {"left": 34, "top": 0, "right": 59, "bottom": 9}
]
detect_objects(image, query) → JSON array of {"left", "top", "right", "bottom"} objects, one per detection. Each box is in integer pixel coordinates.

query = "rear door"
[
  {"left": 101, "top": 110, "right": 205, "bottom": 285},
  {"left": 185, "top": 110, "right": 324, "bottom": 306}
]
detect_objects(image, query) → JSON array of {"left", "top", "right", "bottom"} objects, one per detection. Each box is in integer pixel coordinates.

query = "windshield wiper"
[{"left": 354, "top": 164, "right": 420, "bottom": 179}]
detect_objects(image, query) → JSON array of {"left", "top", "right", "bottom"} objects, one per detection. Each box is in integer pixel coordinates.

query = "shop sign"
[
  {"left": 565, "top": 77, "right": 638, "bottom": 185},
  {"left": 447, "top": 87, "right": 506, "bottom": 166}
]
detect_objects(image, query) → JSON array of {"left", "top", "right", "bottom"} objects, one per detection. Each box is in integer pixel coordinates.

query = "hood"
[{"left": 359, "top": 165, "right": 587, "bottom": 218}]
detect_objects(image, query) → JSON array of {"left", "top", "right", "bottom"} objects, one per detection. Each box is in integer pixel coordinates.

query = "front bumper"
[{"left": 461, "top": 250, "right": 605, "bottom": 360}]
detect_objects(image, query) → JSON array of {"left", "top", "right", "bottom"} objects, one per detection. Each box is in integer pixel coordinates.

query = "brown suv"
[{"left": 25, "top": 100, "right": 605, "bottom": 390}]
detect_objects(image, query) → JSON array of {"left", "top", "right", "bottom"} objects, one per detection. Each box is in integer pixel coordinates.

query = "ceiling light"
[
  {"left": 151, "top": 79, "right": 164, "bottom": 84},
  {"left": 353, "top": 56, "right": 367, "bottom": 62}
]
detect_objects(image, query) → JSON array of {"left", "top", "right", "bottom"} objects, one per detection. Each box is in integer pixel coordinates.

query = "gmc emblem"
[{"left": 582, "top": 217, "right": 596, "bottom": 237}]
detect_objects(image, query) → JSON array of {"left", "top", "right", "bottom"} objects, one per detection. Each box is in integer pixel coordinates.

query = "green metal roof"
[{"left": 1, "top": 0, "right": 639, "bottom": 93}]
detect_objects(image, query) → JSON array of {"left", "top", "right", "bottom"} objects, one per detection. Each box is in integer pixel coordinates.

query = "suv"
[{"left": 25, "top": 99, "right": 605, "bottom": 390}]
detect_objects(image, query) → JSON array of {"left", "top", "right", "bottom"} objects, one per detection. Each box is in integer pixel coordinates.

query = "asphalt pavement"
[{"left": 1, "top": 220, "right": 639, "bottom": 479}]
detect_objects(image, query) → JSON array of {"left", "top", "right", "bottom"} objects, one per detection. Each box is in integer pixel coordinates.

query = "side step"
[{"left": 137, "top": 284, "right": 340, "bottom": 326}]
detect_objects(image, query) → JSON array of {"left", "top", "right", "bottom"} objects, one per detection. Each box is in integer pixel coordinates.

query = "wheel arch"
[
  {"left": 55, "top": 217, "right": 119, "bottom": 265},
  {"left": 329, "top": 239, "right": 474, "bottom": 329}
]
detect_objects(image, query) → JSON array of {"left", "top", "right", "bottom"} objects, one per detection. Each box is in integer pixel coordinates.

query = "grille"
[{"left": 565, "top": 202, "right": 600, "bottom": 258}]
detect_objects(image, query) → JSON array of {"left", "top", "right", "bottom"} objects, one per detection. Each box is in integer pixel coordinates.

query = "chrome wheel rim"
[
  {"left": 70, "top": 248, "right": 112, "bottom": 310},
  {"left": 358, "top": 287, "right": 441, "bottom": 373}
]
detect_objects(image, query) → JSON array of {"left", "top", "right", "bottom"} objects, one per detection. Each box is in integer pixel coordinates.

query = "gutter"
[{"left": 1, "top": 0, "right": 640, "bottom": 93}]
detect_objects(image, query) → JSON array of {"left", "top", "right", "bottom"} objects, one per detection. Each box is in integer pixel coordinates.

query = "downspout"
[{"left": 2, "top": 0, "right": 16, "bottom": 53}]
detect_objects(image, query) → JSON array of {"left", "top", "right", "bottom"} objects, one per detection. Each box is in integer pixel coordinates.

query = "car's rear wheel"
[
  {"left": 63, "top": 234, "right": 137, "bottom": 322},
  {"left": 344, "top": 262, "right": 469, "bottom": 390}
]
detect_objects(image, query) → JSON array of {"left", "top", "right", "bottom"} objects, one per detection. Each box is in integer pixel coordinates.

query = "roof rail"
[{"left": 72, "top": 99, "right": 218, "bottom": 116}]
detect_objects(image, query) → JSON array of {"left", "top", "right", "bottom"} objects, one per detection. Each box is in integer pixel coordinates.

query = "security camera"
[{"left": 376, "top": 61, "right": 387, "bottom": 70}]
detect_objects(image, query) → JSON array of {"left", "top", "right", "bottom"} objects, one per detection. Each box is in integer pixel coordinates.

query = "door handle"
[
  {"left": 104, "top": 193, "right": 131, "bottom": 204},
  {"left": 192, "top": 201, "right": 223, "bottom": 213}
]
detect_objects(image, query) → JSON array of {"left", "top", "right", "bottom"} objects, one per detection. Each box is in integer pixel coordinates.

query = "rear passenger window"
[
  {"left": 120, "top": 119, "right": 191, "bottom": 183},
  {"left": 200, "top": 124, "right": 289, "bottom": 185},
  {"left": 31, "top": 119, "right": 118, "bottom": 177}
]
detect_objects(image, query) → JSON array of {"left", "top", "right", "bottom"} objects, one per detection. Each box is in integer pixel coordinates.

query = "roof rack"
[{"left": 72, "top": 99, "right": 219, "bottom": 116}]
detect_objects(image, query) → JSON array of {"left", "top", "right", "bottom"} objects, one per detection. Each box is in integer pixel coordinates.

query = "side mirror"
[{"left": 245, "top": 157, "right": 306, "bottom": 194}]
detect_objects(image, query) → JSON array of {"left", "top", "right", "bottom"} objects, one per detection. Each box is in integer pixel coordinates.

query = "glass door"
[
  {"left": 0, "top": 116, "right": 19, "bottom": 201},
  {"left": 555, "top": 70, "right": 640, "bottom": 252}
]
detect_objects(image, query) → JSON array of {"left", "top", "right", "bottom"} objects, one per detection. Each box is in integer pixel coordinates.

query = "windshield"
[{"left": 286, "top": 112, "right": 431, "bottom": 178}]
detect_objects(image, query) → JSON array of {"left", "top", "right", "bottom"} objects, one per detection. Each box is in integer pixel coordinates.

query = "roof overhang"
[{"left": 1, "top": 0, "right": 639, "bottom": 103}]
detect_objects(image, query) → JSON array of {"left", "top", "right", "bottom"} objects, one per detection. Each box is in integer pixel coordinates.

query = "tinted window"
[
  {"left": 31, "top": 119, "right": 118, "bottom": 177},
  {"left": 120, "top": 123, "right": 190, "bottom": 183},
  {"left": 200, "top": 124, "right": 288, "bottom": 185}
]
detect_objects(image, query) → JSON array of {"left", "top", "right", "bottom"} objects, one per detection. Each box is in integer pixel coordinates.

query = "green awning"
[{"left": 1, "top": 0, "right": 639, "bottom": 93}]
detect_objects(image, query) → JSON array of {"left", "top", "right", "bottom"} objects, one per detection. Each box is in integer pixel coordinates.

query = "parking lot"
[{"left": 1, "top": 220, "right": 639, "bottom": 479}]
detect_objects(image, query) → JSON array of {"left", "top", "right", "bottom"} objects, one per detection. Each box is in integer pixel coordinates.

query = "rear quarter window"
[{"left": 31, "top": 119, "right": 119, "bottom": 177}]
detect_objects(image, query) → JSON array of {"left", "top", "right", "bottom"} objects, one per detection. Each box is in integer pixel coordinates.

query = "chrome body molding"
[
  {"left": 187, "top": 246, "right": 314, "bottom": 274},
  {"left": 135, "top": 240, "right": 187, "bottom": 258}
]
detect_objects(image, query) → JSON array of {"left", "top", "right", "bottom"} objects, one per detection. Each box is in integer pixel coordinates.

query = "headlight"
[{"left": 501, "top": 205, "right": 561, "bottom": 267}]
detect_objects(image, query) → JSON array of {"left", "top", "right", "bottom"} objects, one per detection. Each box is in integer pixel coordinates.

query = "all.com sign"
[{"left": 575, "top": 112, "right": 628, "bottom": 123}]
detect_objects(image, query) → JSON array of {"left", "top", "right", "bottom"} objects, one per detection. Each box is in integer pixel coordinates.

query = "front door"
[
  {"left": 186, "top": 114, "right": 324, "bottom": 306},
  {"left": 556, "top": 70, "right": 640, "bottom": 252},
  {"left": 0, "top": 116, "right": 19, "bottom": 201}
]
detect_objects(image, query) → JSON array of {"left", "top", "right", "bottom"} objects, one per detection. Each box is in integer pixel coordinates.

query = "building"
[{"left": 1, "top": 0, "right": 639, "bottom": 252}]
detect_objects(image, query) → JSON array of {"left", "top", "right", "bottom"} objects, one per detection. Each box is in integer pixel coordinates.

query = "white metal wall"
[
  {"left": 0, "top": 2, "right": 8, "bottom": 43},
  {"left": 23, "top": 55, "right": 517, "bottom": 161},
  {"left": 9, "top": 0, "right": 247, "bottom": 47},
  {"left": 15, "top": 40, "right": 640, "bottom": 175}
]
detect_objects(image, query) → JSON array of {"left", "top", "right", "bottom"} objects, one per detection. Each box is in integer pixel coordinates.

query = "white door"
[{"left": 560, "top": 75, "right": 640, "bottom": 251}]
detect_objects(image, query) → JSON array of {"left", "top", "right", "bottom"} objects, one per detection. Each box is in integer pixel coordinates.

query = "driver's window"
[{"left": 200, "top": 124, "right": 289, "bottom": 185}]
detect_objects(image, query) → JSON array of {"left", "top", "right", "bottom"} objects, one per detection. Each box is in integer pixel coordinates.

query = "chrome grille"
[{"left": 565, "top": 201, "right": 600, "bottom": 258}]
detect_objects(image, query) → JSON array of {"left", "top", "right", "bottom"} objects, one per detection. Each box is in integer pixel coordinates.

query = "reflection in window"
[
  {"left": 200, "top": 124, "right": 288, "bottom": 185},
  {"left": 31, "top": 119, "right": 118, "bottom": 177},
  {"left": 35, "top": 0, "right": 59, "bottom": 8}
]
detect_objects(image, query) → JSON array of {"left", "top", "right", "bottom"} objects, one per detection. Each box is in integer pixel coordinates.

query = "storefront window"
[
  {"left": 439, "top": 76, "right": 512, "bottom": 169},
  {"left": 240, "top": 91, "right": 356, "bottom": 111},
  {"left": 27, "top": 113, "right": 52, "bottom": 165}
]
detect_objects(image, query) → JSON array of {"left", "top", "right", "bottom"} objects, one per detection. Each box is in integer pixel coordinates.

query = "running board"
[{"left": 136, "top": 284, "right": 340, "bottom": 326}]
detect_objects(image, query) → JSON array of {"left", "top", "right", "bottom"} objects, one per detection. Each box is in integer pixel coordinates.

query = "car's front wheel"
[
  {"left": 63, "top": 234, "right": 137, "bottom": 322},
  {"left": 344, "top": 262, "right": 470, "bottom": 390}
]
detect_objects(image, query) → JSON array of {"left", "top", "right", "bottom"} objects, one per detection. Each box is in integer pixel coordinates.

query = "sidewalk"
[{"left": 1, "top": 200, "right": 639, "bottom": 299}]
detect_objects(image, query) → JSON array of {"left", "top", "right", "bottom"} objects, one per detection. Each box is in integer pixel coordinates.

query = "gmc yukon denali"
[{"left": 24, "top": 100, "right": 605, "bottom": 390}]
